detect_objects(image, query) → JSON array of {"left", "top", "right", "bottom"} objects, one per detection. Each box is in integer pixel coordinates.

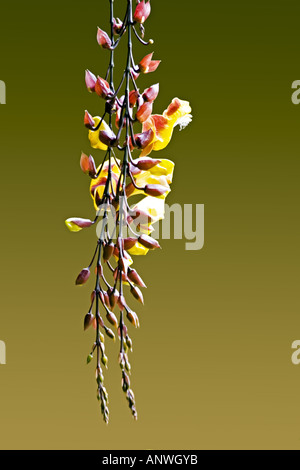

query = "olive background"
[{"left": 0, "top": 0, "right": 300, "bottom": 450}]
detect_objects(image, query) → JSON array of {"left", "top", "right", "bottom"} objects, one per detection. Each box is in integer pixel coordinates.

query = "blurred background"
[{"left": 0, "top": 0, "right": 300, "bottom": 450}]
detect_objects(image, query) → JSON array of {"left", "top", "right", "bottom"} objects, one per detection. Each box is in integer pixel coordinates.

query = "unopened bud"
[
  {"left": 103, "top": 241, "right": 115, "bottom": 261},
  {"left": 85, "top": 69, "right": 97, "bottom": 92},
  {"left": 80, "top": 152, "right": 97, "bottom": 178},
  {"left": 84, "top": 312, "right": 95, "bottom": 331},
  {"left": 95, "top": 77, "right": 113, "bottom": 99},
  {"left": 130, "top": 285, "right": 144, "bottom": 305},
  {"left": 138, "top": 234, "right": 160, "bottom": 250},
  {"left": 144, "top": 184, "right": 169, "bottom": 197},
  {"left": 143, "top": 83, "right": 159, "bottom": 102},
  {"left": 101, "top": 355, "right": 108, "bottom": 367},
  {"left": 136, "top": 101, "right": 153, "bottom": 123},
  {"left": 99, "top": 129, "right": 118, "bottom": 147},
  {"left": 75, "top": 267, "right": 91, "bottom": 286},
  {"left": 106, "top": 310, "right": 118, "bottom": 329},
  {"left": 87, "top": 354, "right": 93, "bottom": 364},
  {"left": 133, "top": 0, "right": 151, "bottom": 24},
  {"left": 127, "top": 268, "right": 147, "bottom": 288},
  {"left": 97, "top": 27, "right": 112, "bottom": 50},
  {"left": 84, "top": 110, "right": 96, "bottom": 129}
]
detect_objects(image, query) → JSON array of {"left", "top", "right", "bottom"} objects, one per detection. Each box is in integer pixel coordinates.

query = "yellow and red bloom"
[{"left": 140, "top": 98, "right": 192, "bottom": 156}]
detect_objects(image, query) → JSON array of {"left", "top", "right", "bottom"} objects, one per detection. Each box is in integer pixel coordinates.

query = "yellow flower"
[
  {"left": 88, "top": 117, "right": 111, "bottom": 150},
  {"left": 90, "top": 160, "right": 121, "bottom": 209},
  {"left": 141, "top": 98, "right": 192, "bottom": 156}
]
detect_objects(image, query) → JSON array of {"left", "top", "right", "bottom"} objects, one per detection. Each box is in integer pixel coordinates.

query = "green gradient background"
[{"left": 0, "top": 0, "right": 300, "bottom": 450}]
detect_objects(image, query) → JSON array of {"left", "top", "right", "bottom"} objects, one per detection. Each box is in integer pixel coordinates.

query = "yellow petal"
[
  {"left": 148, "top": 159, "right": 175, "bottom": 184},
  {"left": 88, "top": 117, "right": 111, "bottom": 150},
  {"left": 65, "top": 219, "right": 83, "bottom": 232},
  {"left": 127, "top": 242, "right": 149, "bottom": 256}
]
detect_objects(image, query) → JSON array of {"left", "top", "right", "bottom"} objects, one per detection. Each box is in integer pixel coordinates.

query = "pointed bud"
[
  {"left": 126, "top": 335, "right": 133, "bottom": 351},
  {"left": 129, "top": 90, "right": 139, "bottom": 107},
  {"left": 76, "top": 268, "right": 91, "bottom": 286},
  {"left": 105, "top": 327, "right": 115, "bottom": 340},
  {"left": 106, "top": 310, "right": 119, "bottom": 329},
  {"left": 85, "top": 70, "right": 97, "bottom": 92},
  {"left": 84, "top": 312, "right": 95, "bottom": 331},
  {"left": 95, "top": 77, "right": 113, "bottom": 99},
  {"left": 117, "top": 295, "right": 126, "bottom": 311},
  {"left": 103, "top": 241, "right": 115, "bottom": 261},
  {"left": 84, "top": 110, "right": 95, "bottom": 130},
  {"left": 80, "top": 152, "right": 97, "bottom": 178},
  {"left": 99, "top": 128, "right": 117, "bottom": 147},
  {"left": 136, "top": 101, "right": 153, "bottom": 123},
  {"left": 127, "top": 268, "right": 147, "bottom": 288},
  {"left": 126, "top": 309, "right": 140, "bottom": 328},
  {"left": 108, "top": 289, "right": 119, "bottom": 310},
  {"left": 87, "top": 354, "right": 93, "bottom": 364},
  {"left": 143, "top": 83, "right": 159, "bottom": 102},
  {"left": 130, "top": 285, "right": 144, "bottom": 305},
  {"left": 144, "top": 184, "right": 169, "bottom": 197},
  {"left": 97, "top": 27, "right": 112, "bottom": 49},
  {"left": 101, "top": 355, "right": 108, "bottom": 367},
  {"left": 139, "top": 53, "right": 161, "bottom": 74},
  {"left": 123, "top": 237, "right": 138, "bottom": 251},
  {"left": 133, "top": 1, "right": 151, "bottom": 24},
  {"left": 135, "top": 156, "right": 161, "bottom": 170},
  {"left": 113, "top": 18, "right": 123, "bottom": 35},
  {"left": 65, "top": 217, "right": 94, "bottom": 232},
  {"left": 138, "top": 234, "right": 160, "bottom": 250}
]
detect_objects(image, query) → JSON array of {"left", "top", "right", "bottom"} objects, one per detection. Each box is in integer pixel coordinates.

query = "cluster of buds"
[{"left": 66, "top": 0, "right": 192, "bottom": 423}]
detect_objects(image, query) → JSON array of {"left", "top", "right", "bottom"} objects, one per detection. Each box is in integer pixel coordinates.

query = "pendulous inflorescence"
[{"left": 65, "top": 0, "right": 192, "bottom": 423}]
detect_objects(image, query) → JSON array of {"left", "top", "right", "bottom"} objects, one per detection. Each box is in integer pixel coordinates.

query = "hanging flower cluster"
[{"left": 65, "top": 0, "right": 192, "bottom": 423}]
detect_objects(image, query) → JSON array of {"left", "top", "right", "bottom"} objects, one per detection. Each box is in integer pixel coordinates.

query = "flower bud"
[
  {"left": 99, "top": 128, "right": 117, "bottom": 147},
  {"left": 117, "top": 295, "right": 126, "bottom": 311},
  {"left": 76, "top": 268, "right": 91, "bottom": 286},
  {"left": 126, "top": 308, "right": 140, "bottom": 328},
  {"left": 84, "top": 312, "right": 94, "bottom": 331},
  {"left": 95, "top": 77, "right": 113, "bottom": 99},
  {"left": 108, "top": 288, "right": 119, "bottom": 310},
  {"left": 87, "top": 354, "right": 93, "bottom": 364},
  {"left": 139, "top": 53, "right": 161, "bottom": 74},
  {"left": 144, "top": 184, "right": 169, "bottom": 197},
  {"left": 97, "top": 27, "right": 112, "bottom": 49},
  {"left": 105, "top": 326, "right": 115, "bottom": 340},
  {"left": 130, "top": 285, "right": 144, "bottom": 305},
  {"left": 138, "top": 234, "right": 160, "bottom": 250},
  {"left": 134, "top": 129, "right": 154, "bottom": 150},
  {"left": 103, "top": 241, "right": 115, "bottom": 261},
  {"left": 143, "top": 83, "right": 159, "bottom": 102},
  {"left": 85, "top": 70, "right": 97, "bottom": 92},
  {"left": 127, "top": 268, "right": 147, "bottom": 288},
  {"left": 129, "top": 90, "right": 139, "bottom": 107},
  {"left": 136, "top": 101, "right": 153, "bottom": 123},
  {"left": 106, "top": 310, "right": 118, "bottom": 329},
  {"left": 123, "top": 237, "right": 138, "bottom": 251},
  {"left": 135, "top": 156, "right": 161, "bottom": 170},
  {"left": 65, "top": 217, "right": 94, "bottom": 232},
  {"left": 133, "top": 1, "right": 151, "bottom": 24},
  {"left": 126, "top": 335, "right": 133, "bottom": 350},
  {"left": 84, "top": 110, "right": 95, "bottom": 129},
  {"left": 113, "top": 17, "right": 123, "bottom": 35},
  {"left": 80, "top": 152, "right": 97, "bottom": 178},
  {"left": 101, "top": 355, "right": 108, "bottom": 367}
]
